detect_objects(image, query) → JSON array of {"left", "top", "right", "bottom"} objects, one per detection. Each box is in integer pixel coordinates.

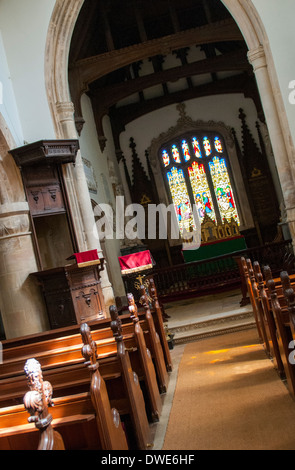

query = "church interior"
[{"left": 1, "top": 0, "right": 295, "bottom": 451}]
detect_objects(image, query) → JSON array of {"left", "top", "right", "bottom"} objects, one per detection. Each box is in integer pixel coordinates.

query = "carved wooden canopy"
[{"left": 9, "top": 140, "right": 80, "bottom": 167}]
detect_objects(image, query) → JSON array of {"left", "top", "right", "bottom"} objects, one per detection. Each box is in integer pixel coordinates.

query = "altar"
[
  {"left": 182, "top": 215, "right": 247, "bottom": 272},
  {"left": 182, "top": 235, "right": 247, "bottom": 263}
]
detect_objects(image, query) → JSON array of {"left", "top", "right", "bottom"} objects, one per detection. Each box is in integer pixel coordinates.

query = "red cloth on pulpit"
[
  {"left": 73, "top": 249, "right": 99, "bottom": 264},
  {"left": 67, "top": 249, "right": 101, "bottom": 267},
  {"left": 119, "top": 250, "right": 154, "bottom": 274}
]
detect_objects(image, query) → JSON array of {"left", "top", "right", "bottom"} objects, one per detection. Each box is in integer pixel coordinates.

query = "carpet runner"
[{"left": 162, "top": 328, "right": 295, "bottom": 450}]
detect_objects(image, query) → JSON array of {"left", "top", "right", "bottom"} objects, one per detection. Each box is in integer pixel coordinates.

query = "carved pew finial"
[
  {"left": 263, "top": 265, "right": 273, "bottom": 283},
  {"left": 80, "top": 322, "right": 99, "bottom": 371},
  {"left": 109, "top": 305, "right": 123, "bottom": 343},
  {"left": 23, "top": 358, "right": 64, "bottom": 450},
  {"left": 139, "top": 285, "right": 149, "bottom": 309},
  {"left": 127, "top": 293, "right": 139, "bottom": 322},
  {"left": 24, "top": 358, "right": 53, "bottom": 425},
  {"left": 149, "top": 278, "right": 157, "bottom": 300},
  {"left": 246, "top": 258, "right": 255, "bottom": 282},
  {"left": 280, "top": 271, "right": 291, "bottom": 293},
  {"left": 253, "top": 261, "right": 261, "bottom": 281},
  {"left": 253, "top": 262, "right": 265, "bottom": 290}
]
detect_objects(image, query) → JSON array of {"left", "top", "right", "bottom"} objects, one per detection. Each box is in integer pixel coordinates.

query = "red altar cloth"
[{"left": 119, "top": 250, "right": 154, "bottom": 275}]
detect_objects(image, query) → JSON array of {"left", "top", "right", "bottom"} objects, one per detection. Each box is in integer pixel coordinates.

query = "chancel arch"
[{"left": 44, "top": 0, "right": 295, "bottom": 269}]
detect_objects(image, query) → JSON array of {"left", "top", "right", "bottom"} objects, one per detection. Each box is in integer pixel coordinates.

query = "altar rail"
[{"left": 153, "top": 239, "right": 294, "bottom": 302}]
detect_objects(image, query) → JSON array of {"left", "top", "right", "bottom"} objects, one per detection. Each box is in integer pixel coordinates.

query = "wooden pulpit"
[
  {"left": 10, "top": 140, "right": 107, "bottom": 329},
  {"left": 32, "top": 253, "right": 106, "bottom": 329}
]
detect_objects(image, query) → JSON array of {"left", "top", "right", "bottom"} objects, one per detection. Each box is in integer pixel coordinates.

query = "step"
[{"left": 168, "top": 310, "right": 256, "bottom": 345}]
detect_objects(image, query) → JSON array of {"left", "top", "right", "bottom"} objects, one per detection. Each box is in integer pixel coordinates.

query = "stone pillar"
[
  {"left": 56, "top": 101, "right": 115, "bottom": 313},
  {"left": 248, "top": 46, "right": 295, "bottom": 247},
  {"left": 0, "top": 202, "right": 49, "bottom": 339}
]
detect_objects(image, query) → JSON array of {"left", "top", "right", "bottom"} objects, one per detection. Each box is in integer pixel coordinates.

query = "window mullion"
[{"left": 204, "top": 159, "right": 222, "bottom": 225}]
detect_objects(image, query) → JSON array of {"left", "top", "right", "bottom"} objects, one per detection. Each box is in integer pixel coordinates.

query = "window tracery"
[{"left": 160, "top": 132, "right": 240, "bottom": 235}]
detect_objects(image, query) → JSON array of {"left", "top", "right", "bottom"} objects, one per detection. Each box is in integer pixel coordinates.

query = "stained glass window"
[
  {"left": 162, "top": 149, "right": 170, "bottom": 167},
  {"left": 214, "top": 137, "right": 223, "bottom": 153},
  {"left": 192, "top": 137, "right": 202, "bottom": 158},
  {"left": 209, "top": 156, "right": 240, "bottom": 224},
  {"left": 167, "top": 167, "right": 196, "bottom": 234},
  {"left": 161, "top": 133, "right": 240, "bottom": 235},
  {"left": 203, "top": 137, "right": 211, "bottom": 156},
  {"left": 172, "top": 144, "right": 181, "bottom": 163},
  {"left": 182, "top": 140, "right": 191, "bottom": 161},
  {"left": 188, "top": 161, "right": 216, "bottom": 223}
]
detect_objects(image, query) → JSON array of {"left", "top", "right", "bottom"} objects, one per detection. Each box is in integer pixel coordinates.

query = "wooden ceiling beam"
[
  {"left": 89, "top": 49, "right": 250, "bottom": 114},
  {"left": 69, "top": 18, "right": 243, "bottom": 99},
  {"left": 109, "top": 73, "right": 252, "bottom": 126},
  {"left": 95, "top": 72, "right": 258, "bottom": 153}
]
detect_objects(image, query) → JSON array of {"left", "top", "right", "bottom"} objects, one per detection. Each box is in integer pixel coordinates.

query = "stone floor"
[{"left": 150, "top": 288, "right": 256, "bottom": 449}]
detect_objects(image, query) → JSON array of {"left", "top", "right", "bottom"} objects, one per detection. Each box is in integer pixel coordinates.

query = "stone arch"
[{"left": 44, "top": 0, "right": 295, "bottom": 246}]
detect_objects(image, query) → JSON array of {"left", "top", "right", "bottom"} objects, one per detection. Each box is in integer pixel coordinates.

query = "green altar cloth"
[{"left": 182, "top": 236, "right": 247, "bottom": 263}]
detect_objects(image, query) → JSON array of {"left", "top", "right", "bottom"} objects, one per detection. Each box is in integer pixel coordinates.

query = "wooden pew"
[
  {"left": 80, "top": 322, "right": 128, "bottom": 450},
  {"left": 0, "top": 392, "right": 101, "bottom": 450},
  {"left": 115, "top": 279, "right": 172, "bottom": 375},
  {"left": 0, "top": 350, "right": 127, "bottom": 450},
  {"left": 148, "top": 277, "right": 173, "bottom": 372},
  {"left": 245, "top": 258, "right": 270, "bottom": 355},
  {"left": 127, "top": 293, "right": 162, "bottom": 422},
  {"left": 265, "top": 267, "right": 295, "bottom": 397},
  {"left": 253, "top": 261, "right": 285, "bottom": 377},
  {"left": 0, "top": 308, "right": 162, "bottom": 423},
  {"left": 0, "top": 390, "right": 128, "bottom": 450},
  {"left": 139, "top": 285, "right": 169, "bottom": 393},
  {"left": 0, "top": 319, "right": 153, "bottom": 450},
  {"left": 109, "top": 306, "right": 152, "bottom": 448},
  {"left": 282, "top": 271, "right": 295, "bottom": 346},
  {"left": 240, "top": 257, "right": 264, "bottom": 343}
]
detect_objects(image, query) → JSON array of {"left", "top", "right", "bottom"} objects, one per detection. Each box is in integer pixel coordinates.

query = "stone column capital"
[
  {"left": 247, "top": 45, "right": 267, "bottom": 72},
  {"left": 56, "top": 101, "right": 75, "bottom": 121}
]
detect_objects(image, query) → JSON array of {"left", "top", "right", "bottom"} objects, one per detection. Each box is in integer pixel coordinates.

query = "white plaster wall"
[
  {"left": 251, "top": 0, "right": 295, "bottom": 146},
  {"left": 0, "top": 32, "right": 23, "bottom": 147},
  {"left": 120, "top": 94, "right": 260, "bottom": 178},
  {"left": 0, "top": 0, "right": 56, "bottom": 144}
]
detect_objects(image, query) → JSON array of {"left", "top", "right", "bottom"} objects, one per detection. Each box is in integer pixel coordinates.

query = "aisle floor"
[{"left": 151, "top": 289, "right": 256, "bottom": 449}]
